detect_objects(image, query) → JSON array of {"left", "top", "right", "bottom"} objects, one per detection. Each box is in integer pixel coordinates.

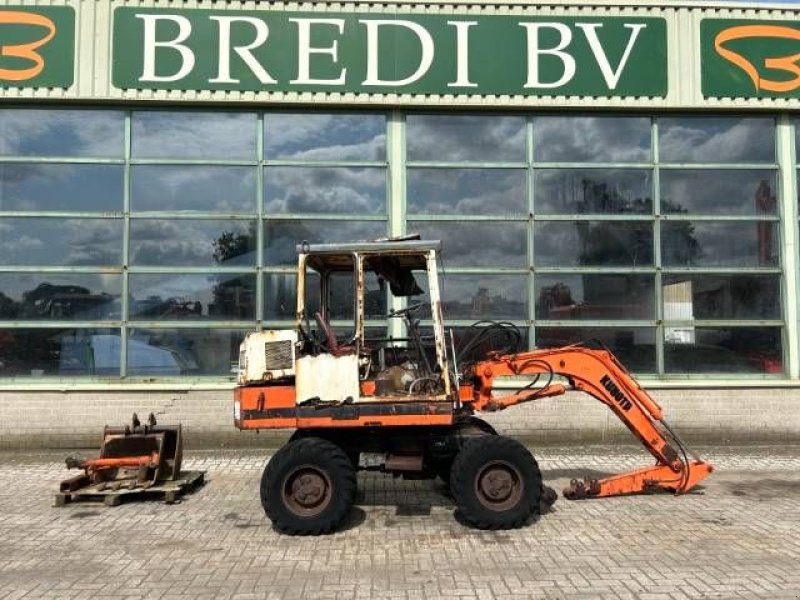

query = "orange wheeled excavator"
[{"left": 234, "top": 237, "right": 712, "bottom": 534}]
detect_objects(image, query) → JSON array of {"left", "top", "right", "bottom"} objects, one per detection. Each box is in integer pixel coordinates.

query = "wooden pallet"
[{"left": 55, "top": 470, "right": 205, "bottom": 507}]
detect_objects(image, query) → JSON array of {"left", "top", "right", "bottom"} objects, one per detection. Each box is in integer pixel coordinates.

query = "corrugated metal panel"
[{"left": 0, "top": 0, "right": 798, "bottom": 109}]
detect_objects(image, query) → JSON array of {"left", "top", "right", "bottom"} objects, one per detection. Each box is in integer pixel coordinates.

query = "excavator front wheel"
[
  {"left": 260, "top": 437, "right": 356, "bottom": 535},
  {"left": 451, "top": 436, "right": 541, "bottom": 530}
]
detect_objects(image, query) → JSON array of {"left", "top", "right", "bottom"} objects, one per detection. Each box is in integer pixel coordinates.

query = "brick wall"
[{"left": 0, "top": 387, "right": 798, "bottom": 450}]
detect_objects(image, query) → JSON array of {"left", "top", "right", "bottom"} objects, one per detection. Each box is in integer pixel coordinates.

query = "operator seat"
[{"left": 314, "top": 311, "right": 356, "bottom": 357}]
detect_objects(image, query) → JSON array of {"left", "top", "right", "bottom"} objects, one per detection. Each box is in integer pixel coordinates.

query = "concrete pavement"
[{"left": 0, "top": 444, "right": 798, "bottom": 599}]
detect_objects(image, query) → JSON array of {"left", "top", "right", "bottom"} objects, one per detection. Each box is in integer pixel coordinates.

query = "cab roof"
[{"left": 297, "top": 238, "right": 440, "bottom": 272}]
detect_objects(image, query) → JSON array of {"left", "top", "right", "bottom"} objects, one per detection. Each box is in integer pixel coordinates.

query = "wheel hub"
[
  {"left": 283, "top": 466, "right": 332, "bottom": 517},
  {"left": 475, "top": 461, "right": 523, "bottom": 511}
]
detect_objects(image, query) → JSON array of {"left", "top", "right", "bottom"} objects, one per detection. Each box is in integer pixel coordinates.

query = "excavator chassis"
[{"left": 235, "top": 238, "right": 713, "bottom": 534}]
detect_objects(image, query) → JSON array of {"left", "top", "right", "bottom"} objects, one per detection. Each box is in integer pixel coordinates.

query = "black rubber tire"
[
  {"left": 450, "top": 435, "right": 541, "bottom": 530},
  {"left": 435, "top": 417, "right": 497, "bottom": 484},
  {"left": 261, "top": 437, "right": 356, "bottom": 535}
]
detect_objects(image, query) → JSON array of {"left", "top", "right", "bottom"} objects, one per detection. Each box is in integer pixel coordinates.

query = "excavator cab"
[{"left": 237, "top": 237, "right": 453, "bottom": 406}]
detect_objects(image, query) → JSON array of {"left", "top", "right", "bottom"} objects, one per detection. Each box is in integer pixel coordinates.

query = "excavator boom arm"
[{"left": 468, "top": 346, "right": 713, "bottom": 498}]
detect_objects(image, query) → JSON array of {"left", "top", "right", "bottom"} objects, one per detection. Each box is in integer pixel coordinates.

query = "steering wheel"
[{"left": 385, "top": 302, "right": 426, "bottom": 319}]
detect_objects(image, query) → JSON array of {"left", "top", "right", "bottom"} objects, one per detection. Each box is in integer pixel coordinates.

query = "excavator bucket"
[
  {"left": 99, "top": 423, "right": 183, "bottom": 483},
  {"left": 62, "top": 413, "right": 183, "bottom": 491}
]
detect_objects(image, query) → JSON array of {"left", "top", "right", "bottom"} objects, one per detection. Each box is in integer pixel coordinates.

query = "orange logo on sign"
[
  {"left": 714, "top": 25, "right": 800, "bottom": 93},
  {"left": 0, "top": 11, "right": 56, "bottom": 81}
]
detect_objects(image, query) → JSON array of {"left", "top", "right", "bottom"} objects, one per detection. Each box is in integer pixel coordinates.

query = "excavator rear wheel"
[
  {"left": 260, "top": 437, "right": 356, "bottom": 535},
  {"left": 450, "top": 435, "right": 541, "bottom": 530}
]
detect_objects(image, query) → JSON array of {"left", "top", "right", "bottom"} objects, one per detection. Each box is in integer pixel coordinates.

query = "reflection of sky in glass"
[
  {"left": 265, "top": 167, "right": 385, "bottom": 214},
  {"left": 407, "top": 168, "right": 526, "bottom": 215},
  {"left": 129, "top": 219, "right": 256, "bottom": 267},
  {"left": 132, "top": 166, "right": 257, "bottom": 213},
  {"left": 0, "top": 164, "right": 123, "bottom": 212},
  {"left": 129, "top": 273, "right": 255, "bottom": 320},
  {"left": 662, "top": 221, "right": 779, "bottom": 267},
  {"left": 535, "top": 222, "right": 654, "bottom": 267},
  {"left": 534, "top": 117, "right": 650, "bottom": 163},
  {"left": 659, "top": 117, "right": 775, "bottom": 163},
  {"left": 535, "top": 169, "right": 652, "bottom": 215},
  {"left": 408, "top": 221, "right": 527, "bottom": 268},
  {"left": 419, "top": 274, "right": 527, "bottom": 320},
  {"left": 407, "top": 115, "right": 526, "bottom": 162},
  {"left": 264, "top": 220, "right": 387, "bottom": 266},
  {"left": 0, "top": 218, "right": 122, "bottom": 266},
  {"left": 0, "top": 109, "right": 124, "bottom": 157},
  {"left": 265, "top": 113, "right": 385, "bottom": 160},
  {"left": 661, "top": 170, "right": 777, "bottom": 215},
  {"left": 132, "top": 111, "right": 257, "bottom": 160}
]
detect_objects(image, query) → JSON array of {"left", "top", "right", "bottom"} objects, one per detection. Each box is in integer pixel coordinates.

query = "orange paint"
[
  {"left": 714, "top": 25, "right": 800, "bottom": 93},
  {"left": 0, "top": 12, "right": 56, "bottom": 81}
]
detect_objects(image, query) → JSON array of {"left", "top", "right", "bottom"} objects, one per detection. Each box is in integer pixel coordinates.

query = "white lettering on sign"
[
  {"left": 447, "top": 21, "right": 478, "bottom": 88},
  {"left": 578, "top": 23, "right": 646, "bottom": 89},
  {"left": 138, "top": 14, "right": 195, "bottom": 82},
  {"left": 210, "top": 16, "right": 276, "bottom": 84},
  {"left": 520, "top": 21, "right": 646, "bottom": 90},
  {"left": 361, "top": 19, "right": 434, "bottom": 86},
  {"left": 290, "top": 18, "right": 347, "bottom": 85},
  {"left": 520, "top": 22, "right": 576, "bottom": 89}
]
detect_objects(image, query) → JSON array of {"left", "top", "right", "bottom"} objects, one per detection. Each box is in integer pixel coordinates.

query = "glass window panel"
[
  {"left": 536, "top": 326, "right": 657, "bottom": 372},
  {"left": 661, "top": 221, "right": 779, "bottom": 268},
  {"left": 264, "top": 167, "right": 385, "bottom": 215},
  {"left": 132, "top": 111, "right": 257, "bottom": 160},
  {"left": 661, "top": 170, "right": 777, "bottom": 216},
  {"left": 417, "top": 274, "right": 528, "bottom": 320},
  {"left": 0, "top": 109, "right": 124, "bottom": 157},
  {"left": 0, "top": 328, "right": 120, "bottom": 376},
  {"left": 131, "top": 166, "right": 256, "bottom": 213},
  {"left": 265, "top": 273, "right": 303, "bottom": 321},
  {"left": 264, "top": 220, "right": 386, "bottom": 266},
  {"left": 535, "top": 274, "right": 654, "bottom": 320},
  {"left": 534, "top": 222, "right": 653, "bottom": 267},
  {"left": 533, "top": 116, "right": 650, "bottom": 163},
  {"left": 126, "top": 328, "right": 246, "bottom": 376},
  {"left": 664, "top": 327, "right": 782, "bottom": 374},
  {"left": 535, "top": 169, "right": 652, "bottom": 215},
  {"left": 0, "top": 273, "right": 121, "bottom": 320},
  {"left": 0, "top": 218, "right": 122, "bottom": 266},
  {"left": 129, "top": 274, "right": 255, "bottom": 321},
  {"left": 661, "top": 274, "right": 780, "bottom": 320},
  {"left": 407, "top": 115, "right": 526, "bottom": 162},
  {"left": 327, "top": 271, "right": 385, "bottom": 321},
  {"left": 408, "top": 221, "right": 526, "bottom": 268},
  {"left": 129, "top": 219, "right": 256, "bottom": 267},
  {"left": 264, "top": 113, "right": 385, "bottom": 160},
  {"left": 659, "top": 117, "right": 775, "bottom": 164},
  {"left": 407, "top": 168, "right": 527, "bottom": 216},
  {"left": 0, "top": 164, "right": 124, "bottom": 212}
]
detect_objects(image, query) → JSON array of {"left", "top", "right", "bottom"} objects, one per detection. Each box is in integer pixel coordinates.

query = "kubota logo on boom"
[
  {"left": 714, "top": 24, "right": 800, "bottom": 93},
  {"left": 600, "top": 375, "right": 632, "bottom": 412},
  {"left": 0, "top": 11, "right": 56, "bottom": 82}
]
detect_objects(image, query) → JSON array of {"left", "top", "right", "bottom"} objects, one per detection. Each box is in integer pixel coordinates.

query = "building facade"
[{"left": 0, "top": 0, "right": 798, "bottom": 446}]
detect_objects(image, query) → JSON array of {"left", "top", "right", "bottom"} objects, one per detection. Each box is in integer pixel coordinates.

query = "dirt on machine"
[{"left": 234, "top": 236, "right": 713, "bottom": 534}]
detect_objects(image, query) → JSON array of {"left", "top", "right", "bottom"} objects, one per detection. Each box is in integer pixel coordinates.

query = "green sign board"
[
  {"left": 112, "top": 8, "right": 667, "bottom": 97},
  {"left": 702, "top": 19, "right": 800, "bottom": 99},
  {"left": 0, "top": 6, "right": 74, "bottom": 88}
]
